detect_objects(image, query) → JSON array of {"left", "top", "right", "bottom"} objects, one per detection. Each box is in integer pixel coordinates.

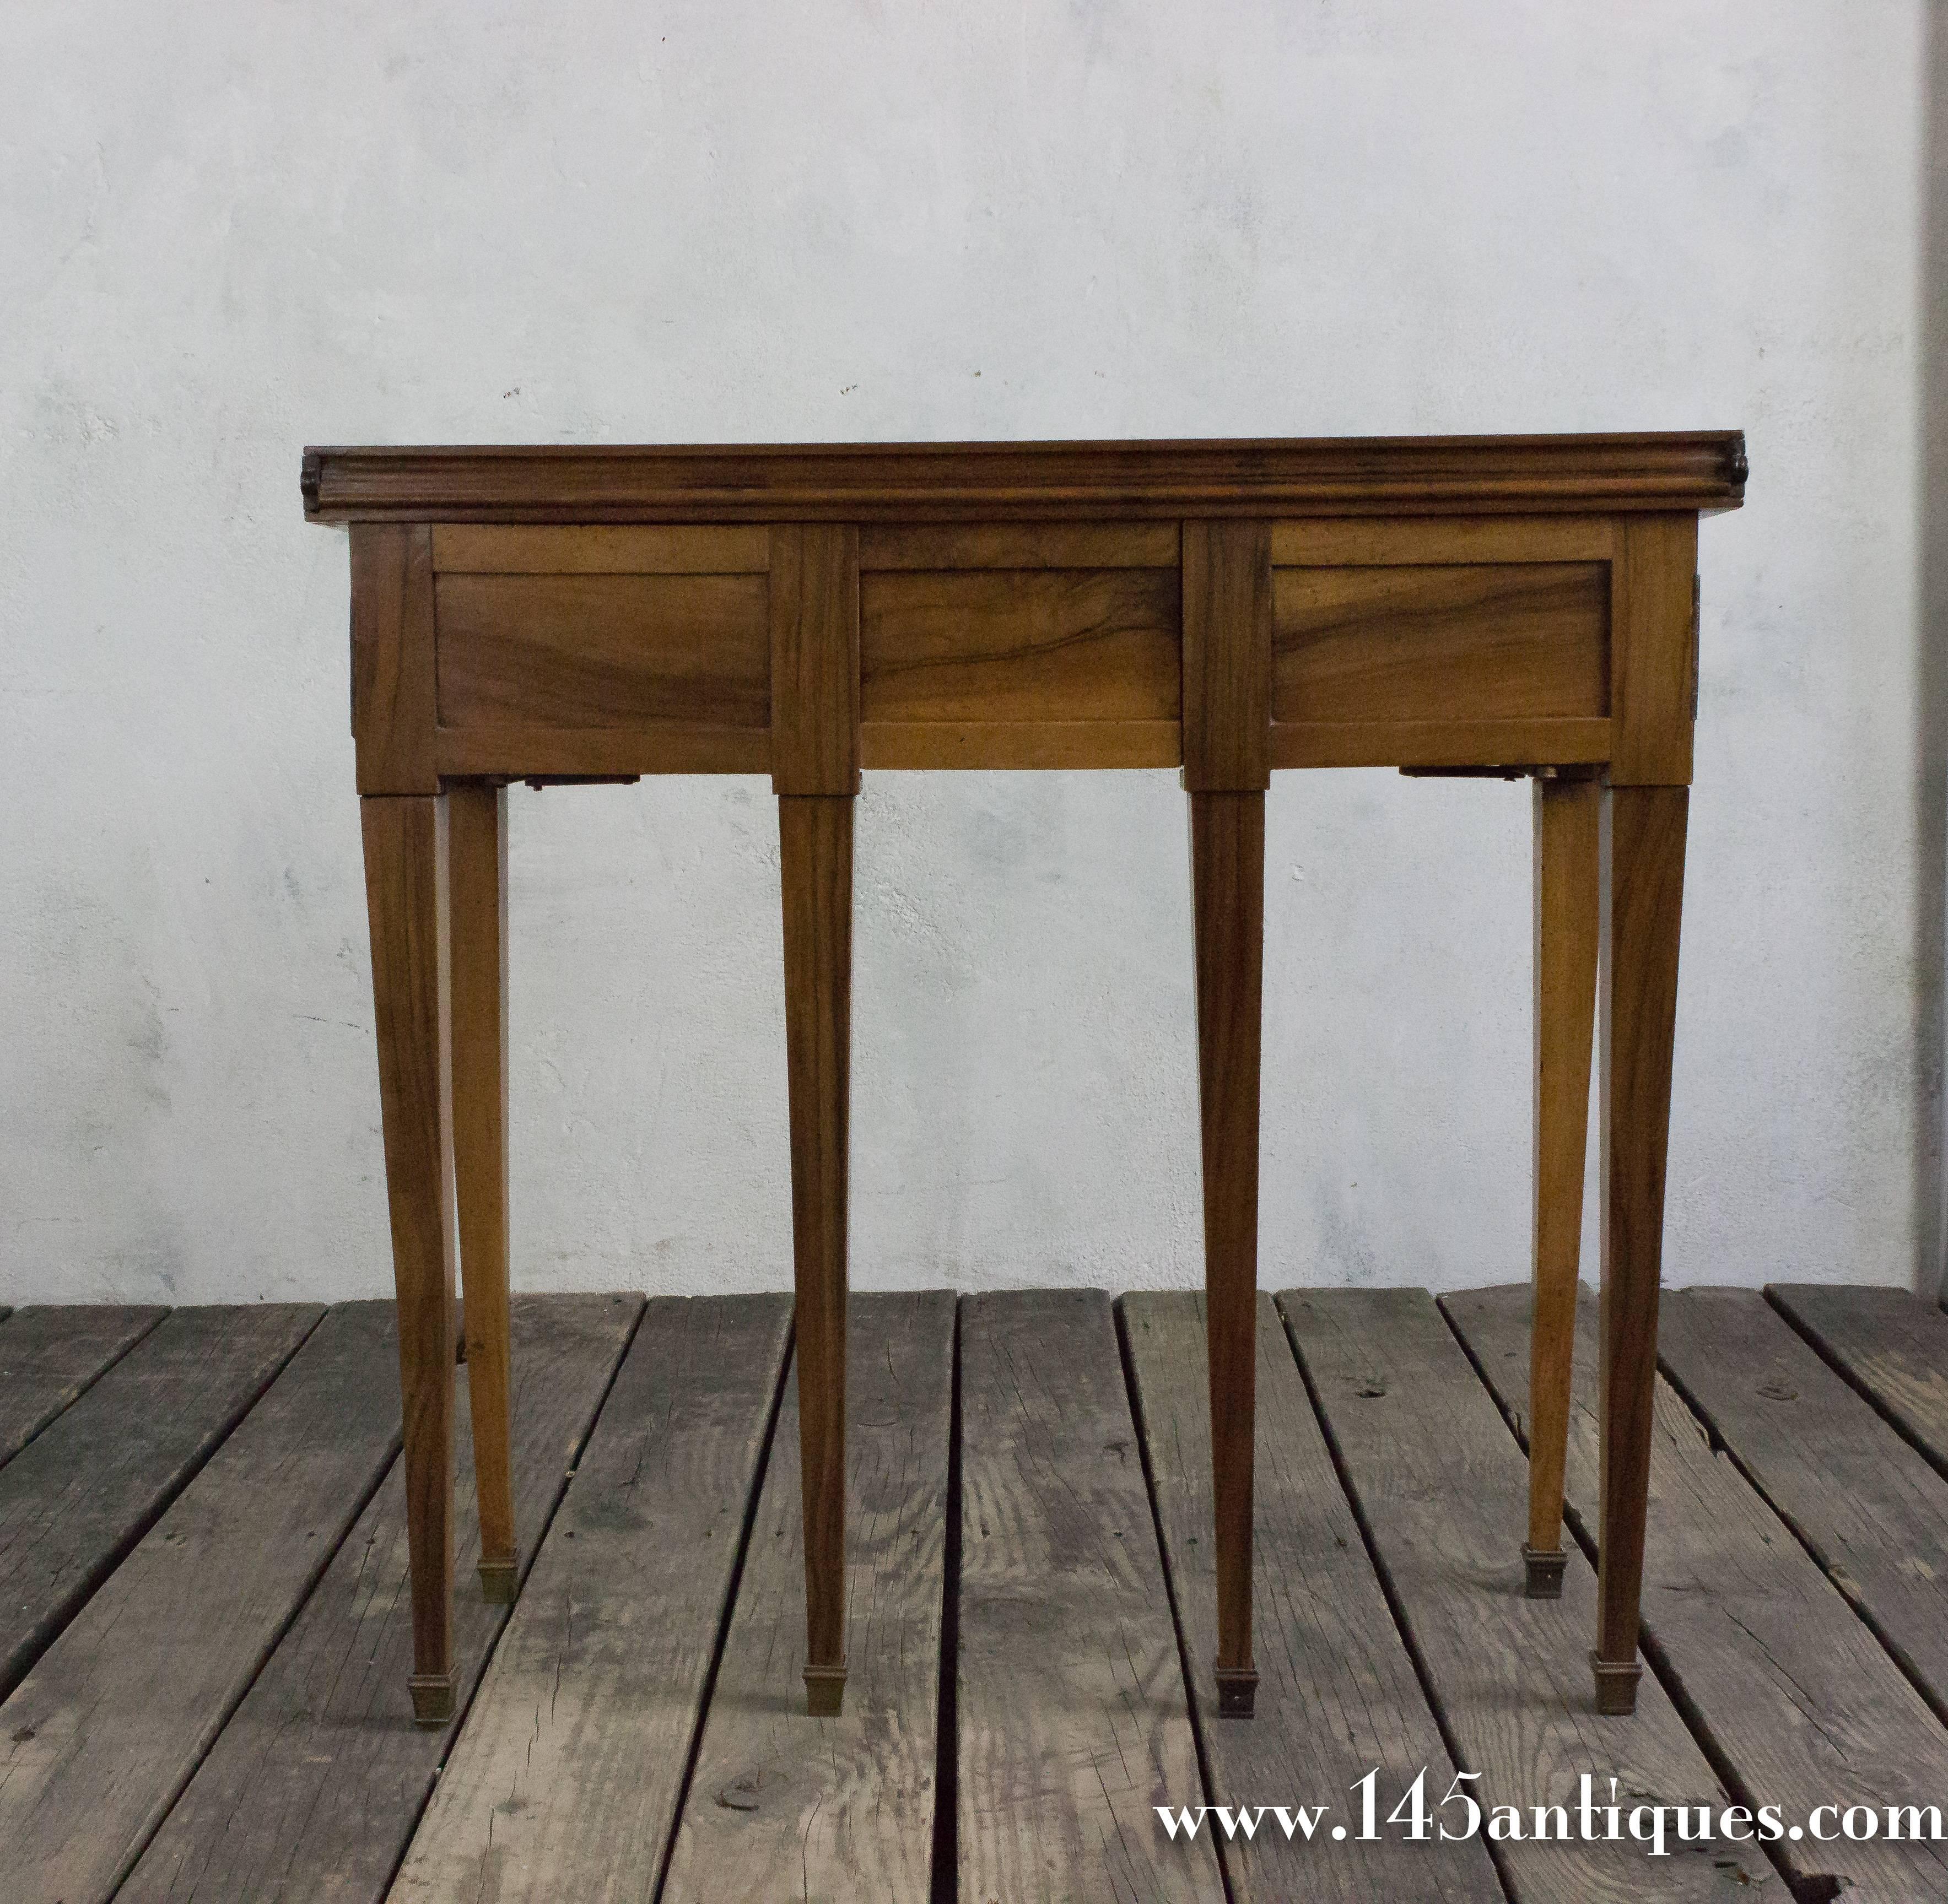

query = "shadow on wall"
[{"left": 1927, "top": 6, "right": 1948, "bottom": 1302}]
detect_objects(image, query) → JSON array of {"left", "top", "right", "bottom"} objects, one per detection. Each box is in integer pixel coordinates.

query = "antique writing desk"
[{"left": 303, "top": 435, "right": 1745, "bottom": 1726}]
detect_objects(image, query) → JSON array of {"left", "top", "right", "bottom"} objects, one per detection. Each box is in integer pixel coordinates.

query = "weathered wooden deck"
[{"left": 3, "top": 1282, "right": 1948, "bottom": 1901}]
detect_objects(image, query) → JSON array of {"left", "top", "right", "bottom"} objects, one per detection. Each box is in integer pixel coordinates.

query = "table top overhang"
[{"left": 303, "top": 432, "right": 1747, "bottom": 525}]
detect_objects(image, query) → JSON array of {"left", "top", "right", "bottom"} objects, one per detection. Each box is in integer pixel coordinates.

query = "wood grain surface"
[
  {"left": 1447, "top": 1283, "right": 1948, "bottom": 1903},
  {"left": 778, "top": 794, "right": 855, "bottom": 1706},
  {"left": 1529, "top": 777, "right": 1601, "bottom": 1566},
  {"left": 861, "top": 566, "right": 1180, "bottom": 726},
  {"left": 1609, "top": 515, "right": 1699, "bottom": 786},
  {"left": 1768, "top": 1285, "right": 1948, "bottom": 1468},
  {"left": 360, "top": 795, "right": 458, "bottom": 1713},
  {"left": 0, "top": 1302, "right": 407, "bottom": 1904},
  {"left": 349, "top": 523, "right": 439, "bottom": 796},
  {"left": 663, "top": 1292, "right": 954, "bottom": 1902},
  {"left": 1280, "top": 1287, "right": 1752, "bottom": 1901},
  {"left": 1270, "top": 516, "right": 1615, "bottom": 565},
  {"left": 1656, "top": 1288, "right": 1948, "bottom": 1733},
  {"left": 305, "top": 434, "right": 1748, "bottom": 524},
  {"left": 1272, "top": 563, "right": 1609, "bottom": 726},
  {"left": 1594, "top": 785, "right": 1687, "bottom": 1689},
  {"left": 435, "top": 571, "right": 771, "bottom": 729},
  {"left": 388, "top": 1296, "right": 792, "bottom": 1904},
  {"left": 119, "top": 1294, "right": 639, "bottom": 1904},
  {"left": 957, "top": 1289, "right": 1225, "bottom": 1904},
  {"left": 769, "top": 522, "right": 860, "bottom": 795},
  {"left": 1181, "top": 518, "right": 1273, "bottom": 792},
  {"left": 0, "top": 1305, "right": 166, "bottom": 1472},
  {"left": 1268, "top": 715, "right": 1612, "bottom": 771},
  {"left": 446, "top": 780, "right": 515, "bottom": 1590},
  {"left": 860, "top": 521, "right": 1180, "bottom": 570},
  {"left": 0, "top": 1305, "right": 321, "bottom": 1703},
  {"left": 431, "top": 523, "right": 769, "bottom": 573},
  {"left": 1188, "top": 787, "right": 1265, "bottom": 1702},
  {"left": 1122, "top": 1292, "right": 1501, "bottom": 1903}
]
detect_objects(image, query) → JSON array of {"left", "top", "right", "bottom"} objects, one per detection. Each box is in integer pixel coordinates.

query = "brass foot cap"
[
  {"left": 803, "top": 1663, "right": 848, "bottom": 1718},
  {"left": 1522, "top": 1545, "right": 1568, "bottom": 1599},
  {"left": 1215, "top": 1666, "right": 1259, "bottom": 1719},
  {"left": 409, "top": 1673, "right": 455, "bottom": 1728},
  {"left": 1590, "top": 1651, "right": 1642, "bottom": 1716},
  {"left": 478, "top": 1559, "right": 518, "bottom": 1605}
]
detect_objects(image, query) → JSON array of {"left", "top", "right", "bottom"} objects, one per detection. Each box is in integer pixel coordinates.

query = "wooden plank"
[
  {"left": 0, "top": 1301, "right": 407, "bottom": 1904},
  {"left": 431, "top": 523, "right": 769, "bottom": 573},
  {"left": 350, "top": 523, "right": 439, "bottom": 796},
  {"left": 1271, "top": 564, "right": 1609, "bottom": 726},
  {"left": 1609, "top": 514, "right": 1698, "bottom": 786},
  {"left": 860, "top": 717, "right": 1180, "bottom": 770},
  {"left": 769, "top": 522, "right": 860, "bottom": 795},
  {"left": 120, "top": 1293, "right": 641, "bottom": 1904},
  {"left": 1767, "top": 1285, "right": 1948, "bottom": 1467},
  {"left": 1445, "top": 1284, "right": 1948, "bottom": 1901},
  {"left": 1269, "top": 716, "right": 1611, "bottom": 770},
  {"left": 388, "top": 1295, "right": 792, "bottom": 1904},
  {"left": 862, "top": 566, "right": 1180, "bottom": 728},
  {"left": 1123, "top": 1292, "right": 1502, "bottom": 1903},
  {"left": 1656, "top": 1288, "right": 1948, "bottom": 1729},
  {"left": 1271, "top": 516, "right": 1615, "bottom": 565},
  {"left": 957, "top": 1289, "right": 1224, "bottom": 1903},
  {"left": 0, "top": 1304, "right": 321, "bottom": 1704},
  {"left": 662, "top": 1292, "right": 953, "bottom": 1900},
  {"left": 1183, "top": 519, "right": 1272, "bottom": 791},
  {"left": 0, "top": 1305, "right": 166, "bottom": 1472},
  {"left": 435, "top": 571, "right": 772, "bottom": 731},
  {"left": 860, "top": 521, "right": 1181, "bottom": 569},
  {"left": 434, "top": 722, "right": 770, "bottom": 777},
  {"left": 1278, "top": 1287, "right": 1752, "bottom": 1900}
]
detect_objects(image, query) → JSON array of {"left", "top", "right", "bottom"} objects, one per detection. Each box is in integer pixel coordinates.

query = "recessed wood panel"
[
  {"left": 1271, "top": 562, "right": 1609, "bottom": 726},
  {"left": 435, "top": 573, "right": 770, "bottom": 730},
  {"left": 860, "top": 569, "right": 1179, "bottom": 726}
]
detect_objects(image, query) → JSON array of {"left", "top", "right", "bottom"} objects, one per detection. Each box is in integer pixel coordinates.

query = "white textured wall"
[{"left": 1, "top": 3, "right": 1935, "bottom": 1305}]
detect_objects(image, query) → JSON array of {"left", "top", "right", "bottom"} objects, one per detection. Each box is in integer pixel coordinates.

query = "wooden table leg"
[
  {"left": 449, "top": 782, "right": 516, "bottom": 1605},
  {"left": 360, "top": 794, "right": 458, "bottom": 1727},
  {"left": 1593, "top": 784, "right": 1688, "bottom": 1714},
  {"left": 779, "top": 793, "right": 853, "bottom": 1717},
  {"left": 1190, "top": 788, "right": 1264, "bottom": 1718},
  {"left": 1525, "top": 775, "right": 1600, "bottom": 1599}
]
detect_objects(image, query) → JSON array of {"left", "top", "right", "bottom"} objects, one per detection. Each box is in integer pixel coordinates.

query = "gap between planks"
[
  {"left": 121, "top": 1292, "right": 643, "bottom": 1904},
  {"left": 1443, "top": 1284, "right": 1948, "bottom": 1903}
]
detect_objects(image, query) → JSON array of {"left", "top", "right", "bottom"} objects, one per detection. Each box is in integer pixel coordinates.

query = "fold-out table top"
[{"left": 303, "top": 433, "right": 1747, "bottom": 523}]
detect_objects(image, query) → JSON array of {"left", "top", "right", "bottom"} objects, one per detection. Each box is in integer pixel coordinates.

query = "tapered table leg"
[
  {"left": 1190, "top": 789, "right": 1264, "bottom": 1718},
  {"left": 360, "top": 795, "right": 459, "bottom": 1727},
  {"left": 1593, "top": 785, "right": 1688, "bottom": 1714},
  {"left": 1525, "top": 775, "right": 1600, "bottom": 1600},
  {"left": 449, "top": 782, "right": 516, "bottom": 1605},
  {"left": 779, "top": 793, "right": 853, "bottom": 1717}
]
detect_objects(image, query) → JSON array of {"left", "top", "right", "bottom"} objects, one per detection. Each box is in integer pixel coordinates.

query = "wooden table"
[{"left": 303, "top": 435, "right": 1745, "bottom": 1726}]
